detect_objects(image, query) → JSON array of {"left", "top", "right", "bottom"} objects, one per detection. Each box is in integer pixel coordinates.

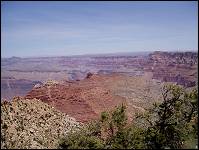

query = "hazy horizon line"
[{"left": 2, "top": 49, "right": 198, "bottom": 59}]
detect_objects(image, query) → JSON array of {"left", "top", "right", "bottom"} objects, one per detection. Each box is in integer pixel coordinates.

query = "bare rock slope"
[
  {"left": 1, "top": 97, "right": 81, "bottom": 149},
  {"left": 25, "top": 76, "right": 126, "bottom": 123}
]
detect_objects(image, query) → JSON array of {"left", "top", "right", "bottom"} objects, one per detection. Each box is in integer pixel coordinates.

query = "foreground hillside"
[{"left": 1, "top": 98, "right": 81, "bottom": 149}]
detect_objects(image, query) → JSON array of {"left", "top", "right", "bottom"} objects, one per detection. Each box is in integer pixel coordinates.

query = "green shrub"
[
  {"left": 58, "top": 127, "right": 104, "bottom": 149},
  {"left": 58, "top": 85, "right": 198, "bottom": 149},
  {"left": 139, "top": 85, "right": 198, "bottom": 149}
]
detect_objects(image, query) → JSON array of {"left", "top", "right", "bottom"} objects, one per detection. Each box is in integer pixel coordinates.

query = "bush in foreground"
[{"left": 59, "top": 84, "right": 198, "bottom": 149}]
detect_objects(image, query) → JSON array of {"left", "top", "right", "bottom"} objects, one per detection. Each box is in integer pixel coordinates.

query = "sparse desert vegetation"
[{"left": 58, "top": 85, "right": 198, "bottom": 149}]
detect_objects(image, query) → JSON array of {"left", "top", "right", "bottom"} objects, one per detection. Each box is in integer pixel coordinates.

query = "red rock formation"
[
  {"left": 25, "top": 76, "right": 126, "bottom": 123},
  {"left": 142, "top": 51, "right": 198, "bottom": 87}
]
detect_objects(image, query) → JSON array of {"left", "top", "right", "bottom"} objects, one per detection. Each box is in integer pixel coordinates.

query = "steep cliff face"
[
  {"left": 1, "top": 98, "right": 80, "bottom": 149},
  {"left": 143, "top": 51, "right": 198, "bottom": 87},
  {"left": 148, "top": 51, "right": 197, "bottom": 64},
  {"left": 25, "top": 77, "right": 126, "bottom": 123}
]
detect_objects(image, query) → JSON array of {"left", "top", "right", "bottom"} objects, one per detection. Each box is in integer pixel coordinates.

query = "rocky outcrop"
[
  {"left": 25, "top": 75, "right": 126, "bottom": 123},
  {"left": 143, "top": 51, "right": 198, "bottom": 87},
  {"left": 1, "top": 98, "right": 81, "bottom": 149}
]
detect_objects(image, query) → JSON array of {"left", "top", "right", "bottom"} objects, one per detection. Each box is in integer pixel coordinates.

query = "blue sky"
[{"left": 1, "top": 1, "right": 198, "bottom": 57}]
